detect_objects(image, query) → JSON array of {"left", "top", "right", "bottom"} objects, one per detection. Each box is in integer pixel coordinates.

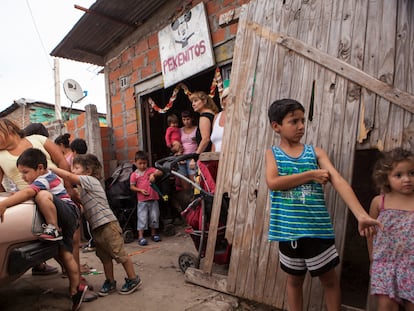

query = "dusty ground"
[{"left": 0, "top": 224, "right": 274, "bottom": 311}]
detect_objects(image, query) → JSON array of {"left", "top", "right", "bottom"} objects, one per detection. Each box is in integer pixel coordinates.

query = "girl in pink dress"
[
  {"left": 178, "top": 111, "right": 197, "bottom": 189},
  {"left": 368, "top": 148, "right": 414, "bottom": 310}
]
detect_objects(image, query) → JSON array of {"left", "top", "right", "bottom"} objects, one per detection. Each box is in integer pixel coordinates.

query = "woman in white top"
[{"left": 210, "top": 87, "right": 229, "bottom": 152}]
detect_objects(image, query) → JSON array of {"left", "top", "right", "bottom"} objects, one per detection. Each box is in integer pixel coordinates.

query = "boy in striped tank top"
[{"left": 265, "top": 99, "right": 382, "bottom": 311}]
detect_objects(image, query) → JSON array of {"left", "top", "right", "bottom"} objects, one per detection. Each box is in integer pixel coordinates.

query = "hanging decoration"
[
  {"left": 147, "top": 67, "right": 223, "bottom": 113},
  {"left": 209, "top": 67, "right": 223, "bottom": 99}
]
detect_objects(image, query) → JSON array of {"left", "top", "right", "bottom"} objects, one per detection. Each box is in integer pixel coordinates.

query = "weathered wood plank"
[
  {"left": 383, "top": 0, "right": 409, "bottom": 150},
  {"left": 262, "top": 0, "right": 304, "bottom": 307},
  {"left": 240, "top": 0, "right": 283, "bottom": 302},
  {"left": 357, "top": 0, "right": 381, "bottom": 148},
  {"left": 244, "top": 23, "right": 414, "bottom": 114},
  {"left": 221, "top": 1, "right": 265, "bottom": 294},
  {"left": 184, "top": 268, "right": 230, "bottom": 294}
]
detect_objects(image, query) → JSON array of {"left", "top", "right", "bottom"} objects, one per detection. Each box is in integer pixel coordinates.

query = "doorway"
[
  {"left": 341, "top": 149, "right": 380, "bottom": 309},
  {"left": 139, "top": 67, "right": 226, "bottom": 165}
]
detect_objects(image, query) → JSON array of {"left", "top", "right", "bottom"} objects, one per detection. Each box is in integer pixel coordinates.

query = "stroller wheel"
[
  {"left": 178, "top": 252, "right": 199, "bottom": 273},
  {"left": 123, "top": 230, "right": 135, "bottom": 244}
]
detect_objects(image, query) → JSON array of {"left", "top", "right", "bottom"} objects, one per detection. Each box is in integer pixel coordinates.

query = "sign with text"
[{"left": 158, "top": 2, "right": 215, "bottom": 88}]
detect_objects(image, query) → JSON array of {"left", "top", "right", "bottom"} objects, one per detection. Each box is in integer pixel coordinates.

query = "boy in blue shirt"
[
  {"left": 265, "top": 99, "right": 382, "bottom": 311},
  {"left": 0, "top": 148, "right": 86, "bottom": 311}
]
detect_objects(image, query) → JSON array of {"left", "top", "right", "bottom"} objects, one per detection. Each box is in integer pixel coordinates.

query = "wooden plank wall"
[{"left": 187, "top": 0, "right": 414, "bottom": 310}]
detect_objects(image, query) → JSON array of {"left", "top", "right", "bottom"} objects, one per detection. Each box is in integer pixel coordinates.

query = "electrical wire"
[{"left": 25, "top": 0, "right": 53, "bottom": 70}]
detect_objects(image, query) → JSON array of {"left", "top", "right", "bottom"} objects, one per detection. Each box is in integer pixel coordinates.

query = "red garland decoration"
[{"left": 148, "top": 68, "right": 223, "bottom": 113}]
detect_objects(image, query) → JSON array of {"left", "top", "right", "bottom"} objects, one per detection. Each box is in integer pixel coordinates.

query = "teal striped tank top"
[{"left": 268, "top": 144, "right": 335, "bottom": 241}]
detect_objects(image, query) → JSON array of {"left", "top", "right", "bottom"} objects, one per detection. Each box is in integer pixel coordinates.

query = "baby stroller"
[
  {"left": 105, "top": 161, "right": 137, "bottom": 243},
  {"left": 155, "top": 154, "right": 231, "bottom": 273}
]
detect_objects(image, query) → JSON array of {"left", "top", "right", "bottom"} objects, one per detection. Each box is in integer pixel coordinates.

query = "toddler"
[{"left": 130, "top": 150, "right": 163, "bottom": 246}]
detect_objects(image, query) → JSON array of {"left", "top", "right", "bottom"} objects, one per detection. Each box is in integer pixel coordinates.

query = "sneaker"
[
  {"left": 138, "top": 238, "right": 148, "bottom": 246},
  {"left": 39, "top": 224, "right": 63, "bottom": 241},
  {"left": 151, "top": 235, "right": 161, "bottom": 242},
  {"left": 119, "top": 276, "right": 142, "bottom": 295},
  {"left": 98, "top": 279, "right": 117, "bottom": 297},
  {"left": 72, "top": 283, "right": 88, "bottom": 311}
]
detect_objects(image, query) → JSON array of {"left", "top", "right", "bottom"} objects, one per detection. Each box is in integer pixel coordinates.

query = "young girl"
[
  {"left": 51, "top": 154, "right": 142, "bottom": 297},
  {"left": 368, "top": 148, "right": 414, "bottom": 310},
  {"left": 179, "top": 110, "right": 197, "bottom": 186}
]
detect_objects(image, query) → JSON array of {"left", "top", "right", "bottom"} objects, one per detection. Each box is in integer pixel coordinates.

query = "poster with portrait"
[{"left": 158, "top": 2, "right": 215, "bottom": 88}]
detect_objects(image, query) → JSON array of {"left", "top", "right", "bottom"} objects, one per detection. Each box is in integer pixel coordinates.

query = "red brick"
[
  {"left": 108, "top": 58, "right": 120, "bottom": 71},
  {"left": 212, "top": 27, "right": 226, "bottom": 43},
  {"left": 127, "top": 150, "right": 136, "bottom": 161},
  {"left": 229, "top": 22, "right": 238, "bottom": 36},
  {"left": 73, "top": 113, "right": 85, "bottom": 127},
  {"left": 109, "top": 68, "right": 121, "bottom": 81},
  {"left": 135, "top": 39, "right": 148, "bottom": 54},
  {"left": 141, "top": 65, "right": 153, "bottom": 79},
  {"left": 111, "top": 102, "right": 123, "bottom": 115},
  {"left": 147, "top": 48, "right": 159, "bottom": 64},
  {"left": 112, "top": 114, "right": 124, "bottom": 128},
  {"left": 120, "top": 62, "right": 133, "bottom": 76},
  {"left": 148, "top": 33, "right": 158, "bottom": 48},
  {"left": 111, "top": 91, "right": 121, "bottom": 104},
  {"left": 155, "top": 59, "right": 161, "bottom": 72},
  {"left": 115, "top": 138, "right": 126, "bottom": 150},
  {"left": 66, "top": 120, "right": 75, "bottom": 132},
  {"left": 78, "top": 128, "right": 85, "bottom": 138},
  {"left": 206, "top": 1, "right": 220, "bottom": 16},
  {"left": 121, "top": 47, "right": 134, "bottom": 63},
  {"left": 127, "top": 135, "right": 138, "bottom": 147},
  {"left": 126, "top": 122, "right": 137, "bottom": 135},
  {"left": 132, "top": 54, "right": 145, "bottom": 70}
]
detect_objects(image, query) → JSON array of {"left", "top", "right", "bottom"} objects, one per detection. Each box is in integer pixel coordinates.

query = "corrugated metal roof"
[{"left": 51, "top": 0, "right": 169, "bottom": 66}]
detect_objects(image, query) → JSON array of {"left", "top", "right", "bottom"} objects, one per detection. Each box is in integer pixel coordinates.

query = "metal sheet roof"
[{"left": 50, "top": 0, "right": 169, "bottom": 66}]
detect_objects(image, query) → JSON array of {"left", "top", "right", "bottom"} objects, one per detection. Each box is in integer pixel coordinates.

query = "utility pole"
[{"left": 54, "top": 58, "right": 62, "bottom": 120}]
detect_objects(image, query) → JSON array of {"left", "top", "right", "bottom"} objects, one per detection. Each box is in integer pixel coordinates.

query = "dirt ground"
[{"left": 0, "top": 224, "right": 274, "bottom": 311}]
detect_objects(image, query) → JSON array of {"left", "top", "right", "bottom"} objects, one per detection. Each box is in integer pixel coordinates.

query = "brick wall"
[
  {"left": 64, "top": 105, "right": 112, "bottom": 179},
  {"left": 107, "top": 0, "right": 248, "bottom": 163}
]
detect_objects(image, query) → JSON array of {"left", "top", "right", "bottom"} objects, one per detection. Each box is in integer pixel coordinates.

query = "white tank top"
[{"left": 210, "top": 111, "right": 224, "bottom": 152}]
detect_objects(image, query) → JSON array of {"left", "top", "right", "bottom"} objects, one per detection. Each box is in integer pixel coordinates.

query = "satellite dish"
[{"left": 63, "top": 79, "right": 86, "bottom": 103}]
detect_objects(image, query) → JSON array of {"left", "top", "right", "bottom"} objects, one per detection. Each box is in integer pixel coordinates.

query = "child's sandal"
[{"left": 151, "top": 235, "right": 161, "bottom": 242}]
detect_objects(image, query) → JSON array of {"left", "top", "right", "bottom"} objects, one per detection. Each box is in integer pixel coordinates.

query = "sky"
[{"left": 0, "top": 0, "right": 106, "bottom": 113}]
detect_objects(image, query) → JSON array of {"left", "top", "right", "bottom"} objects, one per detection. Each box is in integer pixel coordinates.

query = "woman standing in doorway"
[{"left": 189, "top": 91, "right": 218, "bottom": 168}]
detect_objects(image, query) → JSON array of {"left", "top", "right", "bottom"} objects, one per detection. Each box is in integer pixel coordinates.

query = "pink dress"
[{"left": 370, "top": 195, "right": 414, "bottom": 304}]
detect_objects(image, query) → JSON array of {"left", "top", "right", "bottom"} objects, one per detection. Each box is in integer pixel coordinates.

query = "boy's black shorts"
[{"left": 279, "top": 238, "right": 339, "bottom": 277}]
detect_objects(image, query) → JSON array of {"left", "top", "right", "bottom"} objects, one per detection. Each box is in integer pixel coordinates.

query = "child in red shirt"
[{"left": 130, "top": 151, "right": 163, "bottom": 246}]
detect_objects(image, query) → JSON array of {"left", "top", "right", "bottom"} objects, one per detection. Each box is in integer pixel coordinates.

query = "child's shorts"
[
  {"left": 53, "top": 195, "right": 80, "bottom": 253},
  {"left": 278, "top": 238, "right": 339, "bottom": 277},
  {"left": 137, "top": 200, "right": 160, "bottom": 230},
  {"left": 93, "top": 221, "right": 129, "bottom": 264}
]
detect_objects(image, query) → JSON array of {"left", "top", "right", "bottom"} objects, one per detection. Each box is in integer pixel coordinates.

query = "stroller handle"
[{"left": 155, "top": 153, "right": 199, "bottom": 175}]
